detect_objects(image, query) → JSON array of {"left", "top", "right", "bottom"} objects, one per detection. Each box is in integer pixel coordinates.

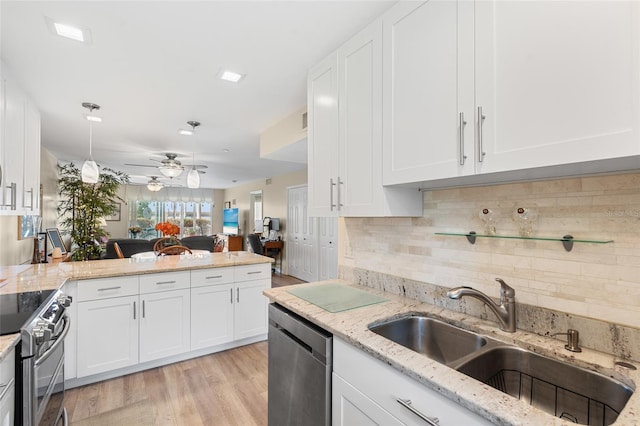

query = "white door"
[
  {"left": 77, "top": 295, "right": 138, "bottom": 377},
  {"left": 307, "top": 54, "right": 339, "bottom": 217},
  {"left": 191, "top": 283, "right": 234, "bottom": 350},
  {"left": 139, "top": 289, "right": 190, "bottom": 363},
  {"left": 288, "top": 185, "right": 318, "bottom": 282},
  {"left": 234, "top": 279, "right": 269, "bottom": 340},
  {"left": 318, "top": 217, "right": 338, "bottom": 281},
  {"left": 382, "top": 0, "right": 474, "bottom": 185},
  {"left": 475, "top": 0, "right": 640, "bottom": 174}
]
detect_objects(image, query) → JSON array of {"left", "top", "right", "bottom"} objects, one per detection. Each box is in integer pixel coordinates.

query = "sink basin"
[
  {"left": 369, "top": 316, "right": 487, "bottom": 364},
  {"left": 455, "top": 346, "right": 634, "bottom": 425}
]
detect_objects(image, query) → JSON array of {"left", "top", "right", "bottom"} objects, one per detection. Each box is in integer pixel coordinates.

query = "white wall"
[{"left": 340, "top": 172, "right": 640, "bottom": 328}]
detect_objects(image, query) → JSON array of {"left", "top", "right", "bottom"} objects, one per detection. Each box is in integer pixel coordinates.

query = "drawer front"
[
  {"left": 191, "top": 267, "right": 234, "bottom": 288},
  {"left": 140, "top": 271, "right": 190, "bottom": 294},
  {"left": 77, "top": 276, "right": 139, "bottom": 301},
  {"left": 234, "top": 263, "right": 270, "bottom": 282},
  {"left": 0, "top": 349, "right": 15, "bottom": 386},
  {"left": 334, "top": 338, "right": 491, "bottom": 426}
]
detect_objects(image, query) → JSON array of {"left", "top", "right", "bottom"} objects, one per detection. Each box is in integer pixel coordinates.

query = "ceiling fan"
[
  {"left": 128, "top": 175, "right": 183, "bottom": 191},
  {"left": 125, "top": 153, "right": 207, "bottom": 178}
]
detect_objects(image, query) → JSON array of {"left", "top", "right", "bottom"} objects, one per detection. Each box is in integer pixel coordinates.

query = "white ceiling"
[{"left": 1, "top": 1, "right": 394, "bottom": 189}]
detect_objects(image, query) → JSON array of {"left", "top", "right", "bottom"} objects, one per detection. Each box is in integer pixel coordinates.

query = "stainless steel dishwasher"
[{"left": 268, "top": 303, "right": 332, "bottom": 426}]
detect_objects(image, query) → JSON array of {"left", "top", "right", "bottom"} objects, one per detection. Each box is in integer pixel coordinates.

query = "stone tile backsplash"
[{"left": 339, "top": 173, "right": 640, "bottom": 358}]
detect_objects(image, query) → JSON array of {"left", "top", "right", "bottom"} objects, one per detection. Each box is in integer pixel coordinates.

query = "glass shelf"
[{"left": 434, "top": 232, "right": 613, "bottom": 252}]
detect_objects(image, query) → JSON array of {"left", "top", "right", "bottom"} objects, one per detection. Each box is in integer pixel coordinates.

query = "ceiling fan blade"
[
  {"left": 193, "top": 164, "right": 208, "bottom": 169},
  {"left": 124, "top": 163, "right": 158, "bottom": 168},
  {"left": 149, "top": 158, "right": 164, "bottom": 164},
  {"left": 197, "top": 170, "right": 206, "bottom": 174}
]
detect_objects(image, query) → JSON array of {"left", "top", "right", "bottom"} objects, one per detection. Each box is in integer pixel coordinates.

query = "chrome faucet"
[{"left": 446, "top": 278, "right": 516, "bottom": 333}]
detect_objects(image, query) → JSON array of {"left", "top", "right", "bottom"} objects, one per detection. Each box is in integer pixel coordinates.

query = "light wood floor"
[{"left": 66, "top": 275, "right": 306, "bottom": 426}]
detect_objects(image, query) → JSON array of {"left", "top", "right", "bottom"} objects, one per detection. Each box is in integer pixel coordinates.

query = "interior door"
[
  {"left": 287, "top": 185, "right": 318, "bottom": 282},
  {"left": 318, "top": 217, "right": 338, "bottom": 280}
]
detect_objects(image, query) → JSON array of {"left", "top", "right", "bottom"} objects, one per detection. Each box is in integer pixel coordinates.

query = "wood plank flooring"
[{"left": 66, "top": 274, "right": 306, "bottom": 426}]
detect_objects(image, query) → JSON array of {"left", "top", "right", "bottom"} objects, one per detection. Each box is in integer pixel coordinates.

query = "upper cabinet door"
[
  {"left": 382, "top": 0, "right": 474, "bottom": 185},
  {"left": 23, "top": 99, "right": 40, "bottom": 214},
  {"left": 338, "top": 20, "right": 384, "bottom": 216},
  {"left": 2, "top": 75, "right": 25, "bottom": 214},
  {"left": 475, "top": 0, "right": 640, "bottom": 174},
  {"left": 307, "top": 54, "right": 339, "bottom": 217}
]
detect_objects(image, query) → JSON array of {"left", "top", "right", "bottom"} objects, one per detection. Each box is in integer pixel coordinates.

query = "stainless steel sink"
[
  {"left": 455, "top": 346, "right": 634, "bottom": 425},
  {"left": 368, "top": 316, "right": 487, "bottom": 364}
]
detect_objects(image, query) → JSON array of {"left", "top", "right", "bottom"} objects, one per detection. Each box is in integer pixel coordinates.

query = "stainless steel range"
[{"left": 0, "top": 288, "right": 72, "bottom": 426}]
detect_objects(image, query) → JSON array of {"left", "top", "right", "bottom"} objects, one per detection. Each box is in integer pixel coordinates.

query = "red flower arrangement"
[{"left": 155, "top": 221, "right": 180, "bottom": 237}]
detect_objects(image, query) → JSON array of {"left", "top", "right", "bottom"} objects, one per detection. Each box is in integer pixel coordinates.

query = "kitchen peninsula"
[{"left": 0, "top": 252, "right": 274, "bottom": 385}]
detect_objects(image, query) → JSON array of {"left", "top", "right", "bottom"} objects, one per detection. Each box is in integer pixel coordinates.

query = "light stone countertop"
[
  {"left": 0, "top": 252, "right": 272, "bottom": 357},
  {"left": 264, "top": 280, "right": 640, "bottom": 426}
]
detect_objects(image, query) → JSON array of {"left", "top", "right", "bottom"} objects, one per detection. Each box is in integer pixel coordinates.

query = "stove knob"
[
  {"left": 33, "top": 325, "right": 52, "bottom": 345},
  {"left": 57, "top": 295, "right": 72, "bottom": 307}
]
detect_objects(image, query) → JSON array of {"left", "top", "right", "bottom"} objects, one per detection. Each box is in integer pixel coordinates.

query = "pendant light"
[
  {"left": 184, "top": 121, "right": 201, "bottom": 189},
  {"left": 81, "top": 102, "right": 100, "bottom": 183},
  {"left": 187, "top": 152, "right": 200, "bottom": 189}
]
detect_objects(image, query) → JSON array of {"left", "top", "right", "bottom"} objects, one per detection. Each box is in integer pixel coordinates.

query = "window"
[{"left": 129, "top": 200, "right": 213, "bottom": 239}]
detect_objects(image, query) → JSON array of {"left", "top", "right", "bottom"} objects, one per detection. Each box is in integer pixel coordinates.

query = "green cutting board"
[{"left": 287, "top": 283, "right": 387, "bottom": 313}]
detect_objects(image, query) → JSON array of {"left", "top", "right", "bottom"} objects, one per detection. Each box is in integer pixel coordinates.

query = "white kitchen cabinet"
[
  {"left": 333, "top": 373, "right": 403, "bottom": 426},
  {"left": 382, "top": 0, "right": 473, "bottom": 185},
  {"left": 62, "top": 281, "right": 78, "bottom": 380},
  {"left": 382, "top": 0, "right": 640, "bottom": 187},
  {"left": 190, "top": 266, "right": 235, "bottom": 350},
  {"left": 191, "top": 282, "right": 234, "bottom": 349},
  {"left": 233, "top": 264, "right": 270, "bottom": 340},
  {"left": 333, "top": 338, "right": 491, "bottom": 426},
  {"left": 77, "top": 294, "right": 139, "bottom": 377},
  {"left": 307, "top": 53, "right": 339, "bottom": 217},
  {"left": 0, "top": 348, "right": 15, "bottom": 426},
  {"left": 0, "top": 61, "right": 41, "bottom": 215},
  {"left": 139, "top": 288, "right": 190, "bottom": 362},
  {"left": 307, "top": 21, "right": 422, "bottom": 217}
]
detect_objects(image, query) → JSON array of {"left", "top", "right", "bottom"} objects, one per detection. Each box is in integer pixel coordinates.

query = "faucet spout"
[{"left": 446, "top": 278, "right": 516, "bottom": 333}]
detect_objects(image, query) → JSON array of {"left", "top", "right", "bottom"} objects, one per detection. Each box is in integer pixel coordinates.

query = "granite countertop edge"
[
  {"left": 264, "top": 280, "right": 640, "bottom": 426},
  {"left": 0, "top": 252, "right": 272, "bottom": 357}
]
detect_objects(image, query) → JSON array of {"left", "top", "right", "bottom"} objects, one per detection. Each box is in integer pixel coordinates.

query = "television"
[
  {"left": 46, "top": 228, "right": 67, "bottom": 255},
  {"left": 223, "top": 208, "right": 239, "bottom": 235}
]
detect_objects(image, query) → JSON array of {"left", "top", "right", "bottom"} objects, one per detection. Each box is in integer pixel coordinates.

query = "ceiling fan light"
[
  {"left": 81, "top": 160, "right": 99, "bottom": 183},
  {"left": 187, "top": 168, "right": 200, "bottom": 189},
  {"left": 178, "top": 129, "right": 193, "bottom": 136},
  {"left": 147, "top": 181, "right": 163, "bottom": 192},
  {"left": 159, "top": 164, "right": 183, "bottom": 178}
]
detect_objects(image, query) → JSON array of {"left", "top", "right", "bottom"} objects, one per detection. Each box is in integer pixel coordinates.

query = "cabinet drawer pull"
[
  {"left": 247, "top": 271, "right": 262, "bottom": 275},
  {"left": 230, "top": 288, "right": 233, "bottom": 304},
  {"left": 397, "top": 398, "right": 439, "bottom": 425},
  {"left": 459, "top": 112, "right": 467, "bottom": 165},
  {"left": 206, "top": 275, "right": 223, "bottom": 279},
  {"left": 155, "top": 280, "right": 176, "bottom": 285},
  {"left": 477, "top": 106, "right": 486, "bottom": 163},
  {"left": 98, "top": 286, "right": 121, "bottom": 292},
  {"left": 142, "top": 300, "right": 146, "bottom": 318},
  {"left": 237, "top": 288, "right": 240, "bottom": 303},
  {"left": 133, "top": 301, "right": 136, "bottom": 320}
]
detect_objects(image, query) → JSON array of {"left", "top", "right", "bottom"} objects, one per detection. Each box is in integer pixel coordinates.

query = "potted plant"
[{"left": 57, "top": 163, "right": 129, "bottom": 261}]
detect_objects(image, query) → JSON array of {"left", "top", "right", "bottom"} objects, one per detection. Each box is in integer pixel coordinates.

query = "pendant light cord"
[{"left": 89, "top": 122, "right": 94, "bottom": 160}]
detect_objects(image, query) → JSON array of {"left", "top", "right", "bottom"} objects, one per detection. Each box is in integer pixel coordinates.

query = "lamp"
[
  {"left": 187, "top": 152, "right": 200, "bottom": 189},
  {"left": 147, "top": 177, "right": 163, "bottom": 192},
  {"left": 81, "top": 102, "right": 100, "bottom": 183},
  {"left": 158, "top": 163, "right": 183, "bottom": 178}
]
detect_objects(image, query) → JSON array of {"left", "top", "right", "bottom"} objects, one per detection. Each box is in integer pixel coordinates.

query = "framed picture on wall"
[{"left": 105, "top": 203, "right": 121, "bottom": 221}]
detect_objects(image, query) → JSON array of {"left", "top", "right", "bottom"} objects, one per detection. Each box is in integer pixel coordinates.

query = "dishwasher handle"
[{"left": 269, "top": 304, "right": 332, "bottom": 359}]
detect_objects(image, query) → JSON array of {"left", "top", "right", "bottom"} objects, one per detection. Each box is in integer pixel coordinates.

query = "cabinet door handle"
[
  {"left": 24, "top": 187, "right": 34, "bottom": 209},
  {"left": 330, "top": 178, "right": 336, "bottom": 211},
  {"left": 98, "top": 286, "right": 121, "bottom": 292},
  {"left": 230, "top": 288, "right": 233, "bottom": 304},
  {"left": 133, "top": 301, "right": 136, "bottom": 320},
  {"left": 477, "top": 106, "right": 486, "bottom": 163},
  {"left": 459, "top": 112, "right": 467, "bottom": 165},
  {"left": 206, "top": 275, "right": 223, "bottom": 279},
  {"left": 155, "top": 280, "right": 176, "bottom": 285},
  {"left": 142, "top": 300, "right": 146, "bottom": 318},
  {"left": 396, "top": 398, "right": 439, "bottom": 425},
  {"left": 336, "top": 177, "right": 343, "bottom": 211},
  {"left": 4, "top": 182, "right": 16, "bottom": 210},
  {"left": 248, "top": 271, "right": 262, "bottom": 275},
  {"left": 236, "top": 287, "right": 240, "bottom": 303}
]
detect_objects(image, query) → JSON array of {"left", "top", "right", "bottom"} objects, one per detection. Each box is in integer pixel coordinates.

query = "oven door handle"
[{"left": 35, "top": 314, "right": 70, "bottom": 368}]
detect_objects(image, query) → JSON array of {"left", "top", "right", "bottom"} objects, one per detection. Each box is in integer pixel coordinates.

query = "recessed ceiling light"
[
  {"left": 218, "top": 70, "right": 245, "bottom": 83},
  {"left": 45, "top": 17, "right": 92, "bottom": 44}
]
